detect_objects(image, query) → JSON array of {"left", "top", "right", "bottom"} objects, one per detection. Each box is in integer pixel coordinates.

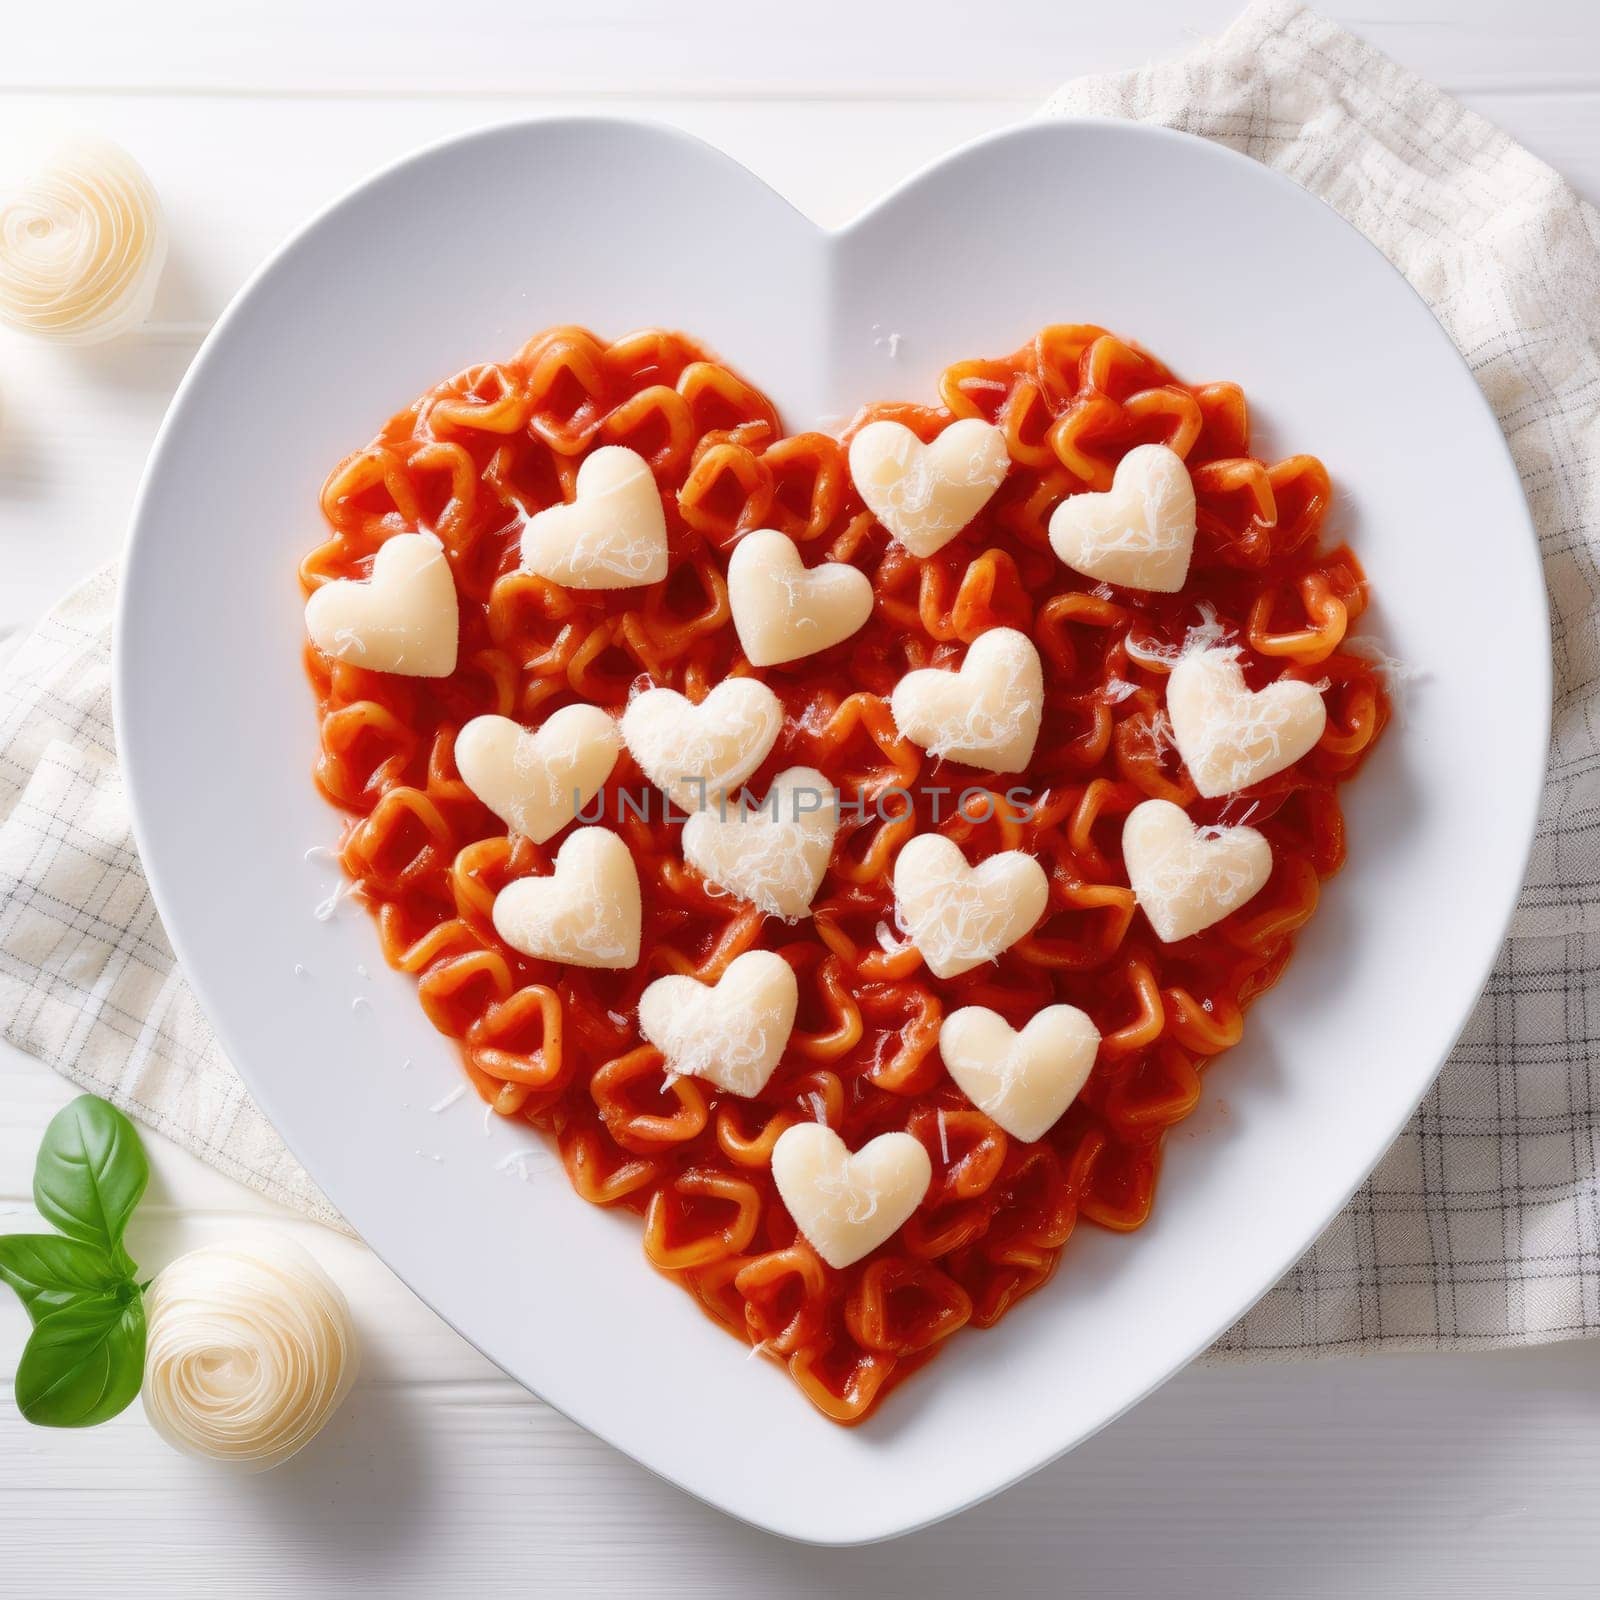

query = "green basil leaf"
[
  {"left": 32, "top": 1096, "right": 148, "bottom": 1257},
  {"left": 0, "top": 1234, "right": 124, "bottom": 1324},
  {"left": 15, "top": 1291, "right": 146, "bottom": 1428}
]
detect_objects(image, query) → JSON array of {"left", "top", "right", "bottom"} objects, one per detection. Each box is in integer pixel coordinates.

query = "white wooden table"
[{"left": 5, "top": 4, "right": 1600, "bottom": 1593}]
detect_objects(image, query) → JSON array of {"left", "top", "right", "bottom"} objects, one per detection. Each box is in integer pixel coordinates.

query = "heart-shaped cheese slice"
[
  {"left": 637, "top": 949, "right": 798, "bottom": 1098},
  {"left": 519, "top": 445, "right": 668, "bottom": 589},
  {"left": 727, "top": 528, "right": 873, "bottom": 667},
  {"left": 620, "top": 678, "right": 784, "bottom": 812},
  {"left": 893, "top": 834, "right": 1049, "bottom": 979},
  {"left": 1047, "top": 443, "right": 1197, "bottom": 593},
  {"left": 889, "top": 626, "right": 1043, "bottom": 773},
  {"left": 848, "top": 417, "right": 1010, "bottom": 557},
  {"left": 303, "top": 532, "right": 458, "bottom": 677},
  {"left": 1167, "top": 648, "right": 1327, "bottom": 798},
  {"left": 681, "top": 765, "right": 837, "bottom": 920},
  {"left": 771, "top": 1124, "right": 932, "bottom": 1270},
  {"left": 456, "top": 706, "right": 621, "bottom": 845},
  {"left": 491, "top": 826, "right": 641, "bottom": 969},
  {"left": 1122, "top": 798, "right": 1271, "bottom": 943},
  {"left": 939, "top": 1005, "right": 1100, "bottom": 1143}
]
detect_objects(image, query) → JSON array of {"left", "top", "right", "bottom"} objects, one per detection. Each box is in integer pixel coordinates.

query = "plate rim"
[{"left": 113, "top": 111, "right": 1551, "bottom": 1544}]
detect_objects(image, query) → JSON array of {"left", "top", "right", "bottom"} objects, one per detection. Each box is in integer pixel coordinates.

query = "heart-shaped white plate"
[{"left": 117, "top": 117, "right": 1547, "bottom": 1544}]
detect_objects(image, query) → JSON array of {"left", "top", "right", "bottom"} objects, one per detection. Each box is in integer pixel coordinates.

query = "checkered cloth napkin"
[
  {"left": 0, "top": 575, "right": 344, "bottom": 1229},
  {"left": 4, "top": 0, "right": 1598, "bottom": 1350}
]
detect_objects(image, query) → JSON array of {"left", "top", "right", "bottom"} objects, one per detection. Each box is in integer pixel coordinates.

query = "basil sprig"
[{"left": 0, "top": 1096, "right": 150, "bottom": 1427}]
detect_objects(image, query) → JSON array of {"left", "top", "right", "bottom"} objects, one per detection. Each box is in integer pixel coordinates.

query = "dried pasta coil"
[
  {"left": 0, "top": 136, "right": 167, "bottom": 344},
  {"left": 142, "top": 1236, "right": 358, "bottom": 1472}
]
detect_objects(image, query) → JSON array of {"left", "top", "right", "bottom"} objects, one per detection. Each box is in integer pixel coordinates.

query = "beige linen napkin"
[
  {"left": 0, "top": 570, "right": 344, "bottom": 1228},
  {"left": 3, "top": 0, "right": 1596, "bottom": 1350}
]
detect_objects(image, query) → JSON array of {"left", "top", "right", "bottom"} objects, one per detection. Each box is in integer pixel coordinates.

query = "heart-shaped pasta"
[
  {"left": 893, "top": 834, "right": 1049, "bottom": 979},
  {"left": 939, "top": 1004, "right": 1100, "bottom": 1143},
  {"left": 300, "top": 320, "right": 1393, "bottom": 1426},
  {"left": 620, "top": 678, "right": 784, "bottom": 812},
  {"left": 303, "top": 532, "right": 458, "bottom": 678},
  {"left": 492, "top": 827, "right": 642, "bottom": 968},
  {"left": 1122, "top": 798, "right": 1272, "bottom": 943},
  {"left": 727, "top": 529, "right": 874, "bottom": 666},
  {"left": 1047, "top": 443, "right": 1196, "bottom": 592},
  {"left": 638, "top": 949, "right": 799, "bottom": 1097},
  {"left": 681, "top": 765, "right": 838, "bottom": 919},
  {"left": 849, "top": 418, "right": 1011, "bottom": 556},
  {"left": 771, "top": 1124, "right": 932, "bottom": 1269},
  {"left": 889, "top": 627, "right": 1043, "bottom": 773},
  {"left": 520, "top": 445, "right": 669, "bottom": 588},
  {"left": 456, "top": 706, "right": 622, "bottom": 844},
  {"left": 1167, "top": 647, "right": 1327, "bottom": 797}
]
